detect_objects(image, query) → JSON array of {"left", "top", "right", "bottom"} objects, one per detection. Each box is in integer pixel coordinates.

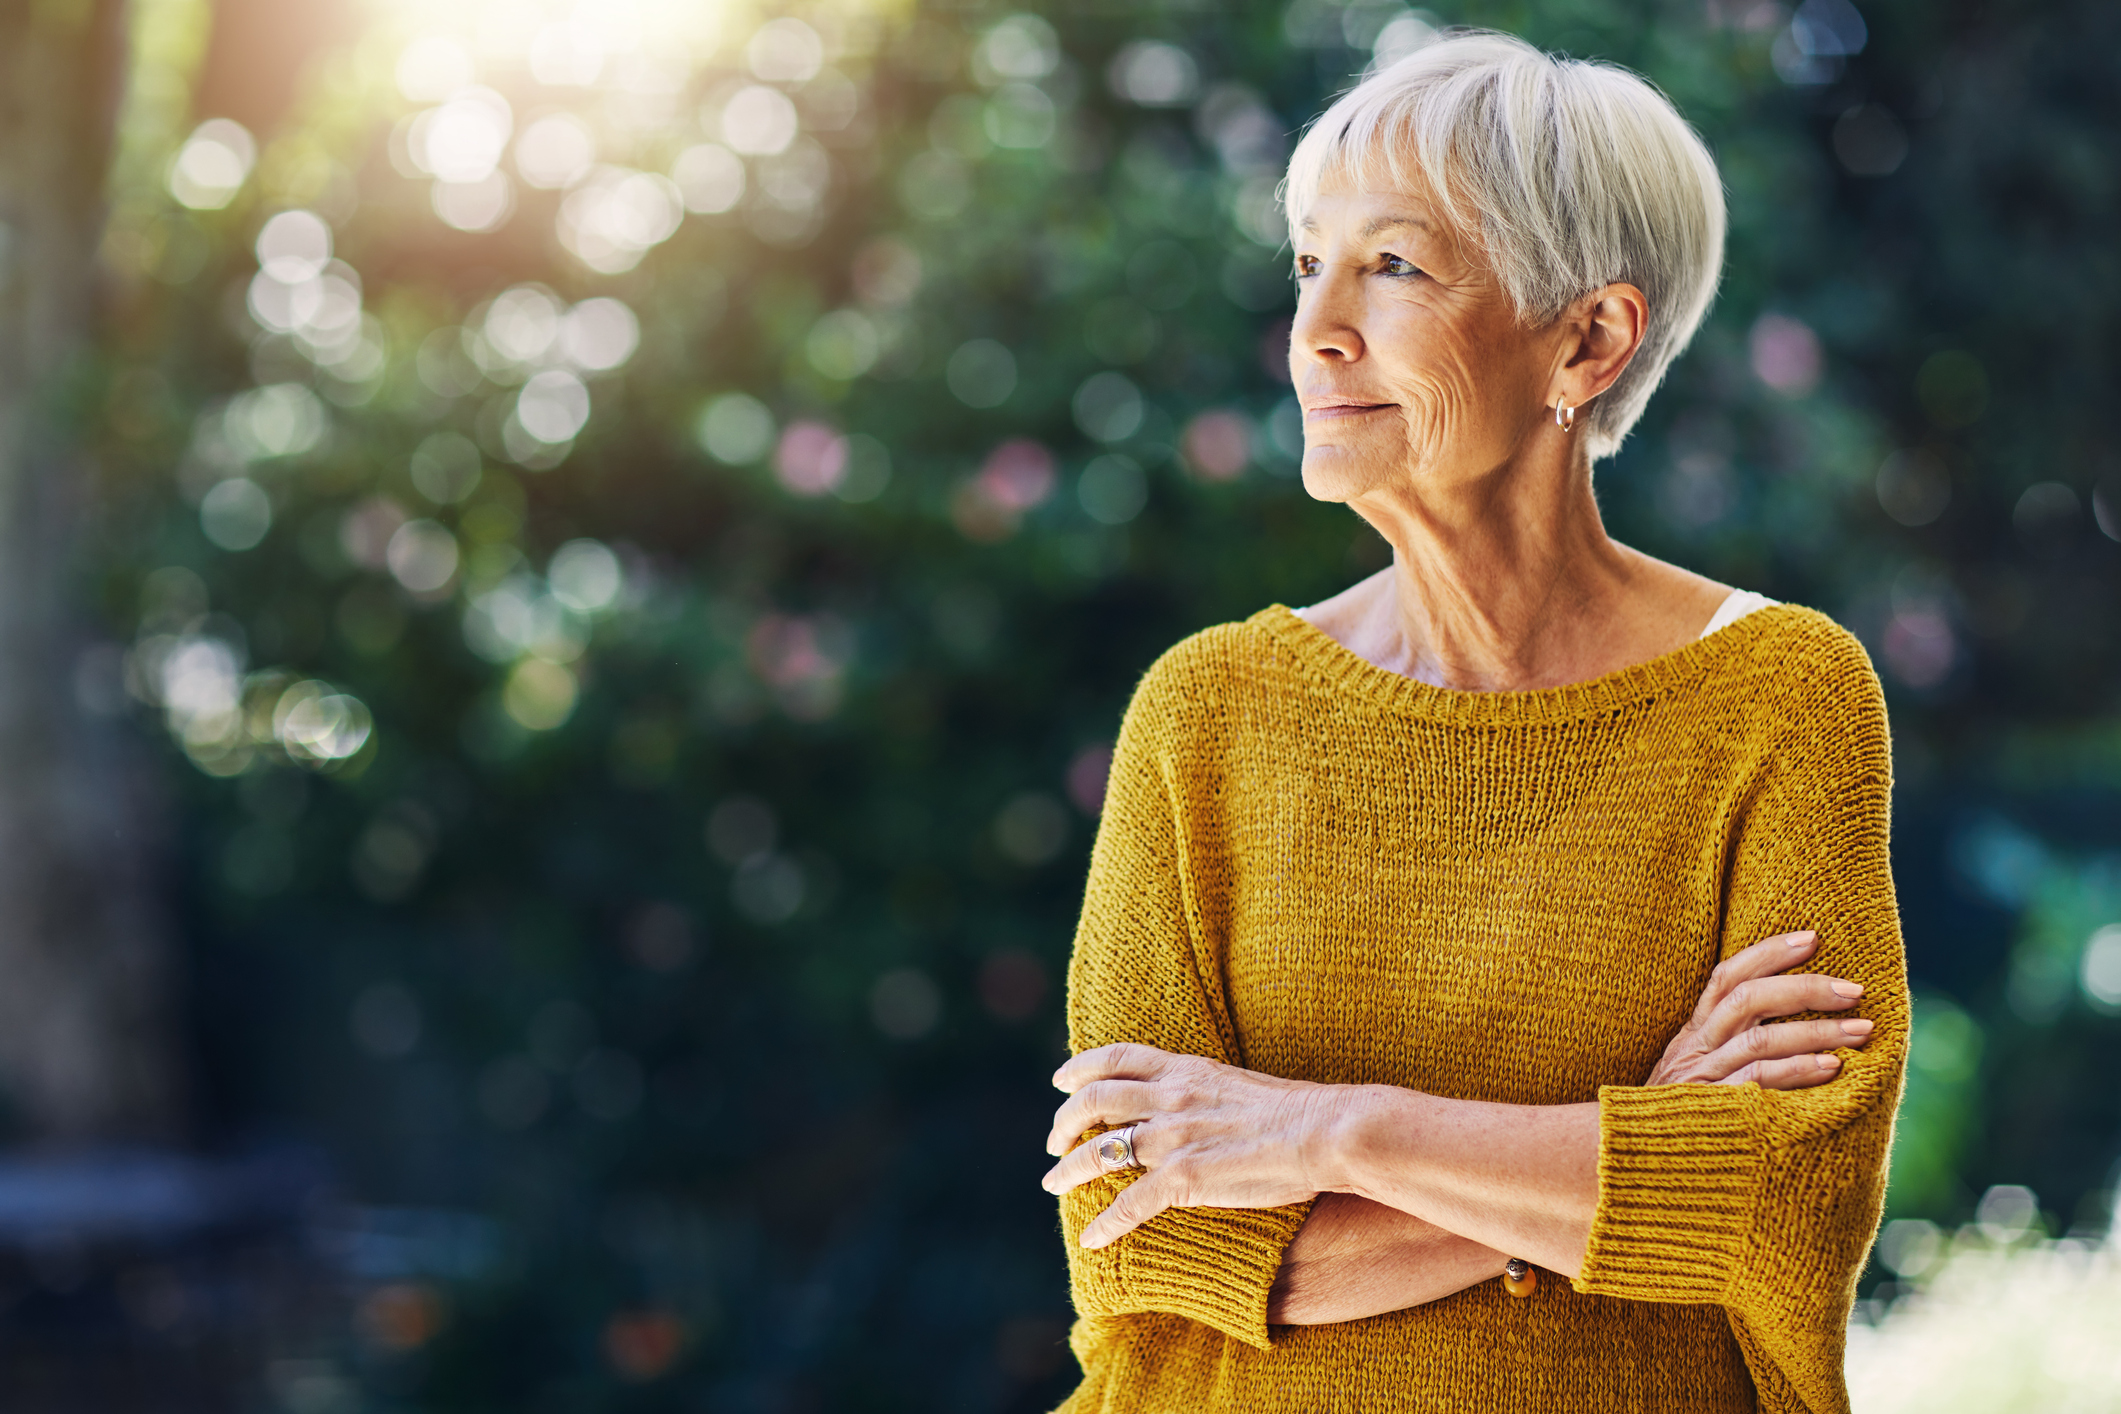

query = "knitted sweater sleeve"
[
  {"left": 1577, "top": 625, "right": 1908, "bottom": 1414},
  {"left": 1058, "top": 653, "right": 1315, "bottom": 1352}
]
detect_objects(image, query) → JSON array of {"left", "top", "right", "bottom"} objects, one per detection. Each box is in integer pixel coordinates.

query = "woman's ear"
[{"left": 1555, "top": 283, "right": 1648, "bottom": 409}]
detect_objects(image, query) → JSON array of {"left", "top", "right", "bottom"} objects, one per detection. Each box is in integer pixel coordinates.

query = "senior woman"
[{"left": 1040, "top": 31, "right": 1904, "bottom": 1414}]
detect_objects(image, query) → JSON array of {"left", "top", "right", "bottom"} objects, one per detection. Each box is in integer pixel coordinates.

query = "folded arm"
[
  {"left": 1575, "top": 645, "right": 1906, "bottom": 1414},
  {"left": 1267, "top": 1194, "right": 1506, "bottom": 1324},
  {"left": 1055, "top": 662, "right": 1319, "bottom": 1352}
]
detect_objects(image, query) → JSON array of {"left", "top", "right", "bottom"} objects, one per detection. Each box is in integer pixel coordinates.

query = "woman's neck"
[{"left": 1300, "top": 451, "right": 1727, "bottom": 692}]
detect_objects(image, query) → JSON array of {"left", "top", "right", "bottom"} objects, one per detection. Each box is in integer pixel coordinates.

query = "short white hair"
[{"left": 1282, "top": 32, "right": 1726, "bottom": 458}]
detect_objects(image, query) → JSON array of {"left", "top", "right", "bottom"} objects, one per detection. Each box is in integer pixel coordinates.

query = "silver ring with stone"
[{"left": 1095, "top": 1124, "right": 1142, "bottom": 1174}]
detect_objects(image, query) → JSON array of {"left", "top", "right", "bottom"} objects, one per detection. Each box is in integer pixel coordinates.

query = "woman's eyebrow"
[
  {"left": 1357, "top": 215, "right": 1435, "bottom": 239},
  {"left": 1293, "top": 214, "right": 1437, "bottom": 238}
]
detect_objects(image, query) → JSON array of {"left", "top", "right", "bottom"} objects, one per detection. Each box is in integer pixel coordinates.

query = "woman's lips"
[{"left": 1304, "top": 401, "right": 1392, "bottom": 420}]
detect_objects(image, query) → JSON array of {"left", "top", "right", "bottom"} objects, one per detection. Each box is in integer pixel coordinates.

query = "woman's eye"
[
  {"left": 1381, "top": 253, "right": 1420, "bottom": 277},
  {"left": 1292, "top": 256, "right": 1319, "bottom": 280}
]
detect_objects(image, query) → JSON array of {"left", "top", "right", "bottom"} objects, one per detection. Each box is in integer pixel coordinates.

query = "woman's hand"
[
  {"left": 1040, "top": 1044, "right": 1349, "bottom": 1250},
  {"left": 1647, "top": 929, "right": 1872, "bottom": 1087},
  {"left": 1041, "top": 1046, "right": 1599, "bottom": 1268}
]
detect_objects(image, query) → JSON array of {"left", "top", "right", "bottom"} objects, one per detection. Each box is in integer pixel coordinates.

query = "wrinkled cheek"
[
  {"left": 1395, "top": 389, "right": 1455, "bottom": 468},
  {"left": 1406, "top": 372, "right": 1496, "bottom": 466}
]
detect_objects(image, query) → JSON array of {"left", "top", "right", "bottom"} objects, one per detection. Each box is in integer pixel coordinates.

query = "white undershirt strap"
[
  {"left": 1297, "top": 588, "right": 1777, "bottom": 640},
  {"left": 1698, "top": 589, "right": 1778, "bottom": 639}
]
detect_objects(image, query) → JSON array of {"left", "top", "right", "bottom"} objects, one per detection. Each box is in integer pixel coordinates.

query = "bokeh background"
[{"left": 0, "top": 0, "right": 2117, "bottom": 1408}]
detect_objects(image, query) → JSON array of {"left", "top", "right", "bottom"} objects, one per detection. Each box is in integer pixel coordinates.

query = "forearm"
[
  {"left": 1268, "top": 1192, "right": 1506, "bottom": 1324},
  {"left": 1324, "top": 1088, "right": 1602, "bottom": 1279}
]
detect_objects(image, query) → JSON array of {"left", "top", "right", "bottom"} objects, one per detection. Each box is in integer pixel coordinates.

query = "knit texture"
[{"left": 1057, "top": 604, "right": 1906, "bottom": 1414}]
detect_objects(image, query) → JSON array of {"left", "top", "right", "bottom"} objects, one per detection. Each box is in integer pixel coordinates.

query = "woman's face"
[{"left": 1288, "top": 176, "right": 1566, "bottom": 505}]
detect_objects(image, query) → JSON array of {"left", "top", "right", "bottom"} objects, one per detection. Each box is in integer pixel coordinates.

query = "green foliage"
[
  {"left": 72, "top": 0, "right": 2121, "bottom": 1403},
  {"left": 1888, "top": 994, "right": 1983, "bottom": 1216}
]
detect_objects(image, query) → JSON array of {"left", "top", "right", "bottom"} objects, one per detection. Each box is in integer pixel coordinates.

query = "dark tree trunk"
[{"left": 0, "top": 0, "right": 184, "bottom": 1142}]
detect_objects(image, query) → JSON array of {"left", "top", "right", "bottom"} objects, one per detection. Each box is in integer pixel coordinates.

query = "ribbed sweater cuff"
[
  {"left": 1095, "top": 1201, "right": 1314, "bottom": 1350},
  {"left": 1576, "top": 1084, "right": 1760, "bottom": 1305}
]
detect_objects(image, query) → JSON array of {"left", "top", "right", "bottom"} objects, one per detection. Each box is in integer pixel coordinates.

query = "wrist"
[{"left": 1314, "top": 1084, "right": 1431, "bottom": 1196}]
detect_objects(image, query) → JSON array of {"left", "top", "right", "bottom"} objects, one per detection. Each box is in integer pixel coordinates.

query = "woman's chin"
[{"left": 1299, "top": 449, "right": 1400, "bottom": 505}]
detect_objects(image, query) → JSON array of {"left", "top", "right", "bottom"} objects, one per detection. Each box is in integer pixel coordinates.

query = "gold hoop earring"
[{"left": 1554, "top": 403, "right": 1576, "bottom": 433}]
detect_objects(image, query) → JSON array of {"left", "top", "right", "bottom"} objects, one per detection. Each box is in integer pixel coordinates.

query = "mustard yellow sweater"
[{"left": 1057, "top": 604, "right": 1906, "bottom": 1414}]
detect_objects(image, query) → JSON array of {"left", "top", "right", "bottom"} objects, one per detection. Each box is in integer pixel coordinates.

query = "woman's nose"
[{"left": 1291, "top": 291, "right": 1362, "bottom": 366}]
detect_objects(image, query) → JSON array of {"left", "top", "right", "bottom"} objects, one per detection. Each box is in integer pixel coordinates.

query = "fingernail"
[
  {"left": 1817, "top": 1053, "right": 1842, "bottom": 1069},
  {"left": 1832, "top": 981, "right": 1863, "bottom": 998},
  {"left": 1841, "top": 1019, "right": 1873, "bottom": 1037},
  {"left": 1787, "top": 932, "right": 1817, "bottom": 947}
]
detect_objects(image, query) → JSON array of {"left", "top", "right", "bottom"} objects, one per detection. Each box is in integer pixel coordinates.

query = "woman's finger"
[
  {"left": 1042, "top": 1117, "right": 1175, "bottom": 1196},
  {"left": 1045, "top": 1079, "right": 1161, "bottom": 1156},
  {"left": 1040, "top": 1134, "right": 1112, "bottom": 1196},
  {"left": 1078, "top": 1170, "right": 1178, "bottom": 1249},
  {"left": 1684, "top": 931, "right": 1818, "bottom": 1027},
  {"left": 1692, "top": 1017, "right": 1873, "bottom": 1083},
  {"left": 1053, "top": 1042, "right": 1179, "bottom": 1094},
  {"left": 1724, "top": 1051, "right": 1847, "bottom": 1091},
  {"left": 1694, "top": 972, "right": 1862, "bottom": 1053}
]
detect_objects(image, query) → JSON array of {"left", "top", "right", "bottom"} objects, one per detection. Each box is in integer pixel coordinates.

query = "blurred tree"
[
  {"left": 12, "top": 0, "right": 2121, "bottom": 1405},
  {"left": 0, "top": 0, "right": 184, "bottom": 1140}
]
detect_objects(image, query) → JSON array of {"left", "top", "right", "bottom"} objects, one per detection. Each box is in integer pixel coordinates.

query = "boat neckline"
[{"left": 1251, "top": 601, "right": 1802, "bottom": 726}]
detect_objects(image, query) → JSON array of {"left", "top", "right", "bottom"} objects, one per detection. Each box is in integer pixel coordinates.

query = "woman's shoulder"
[
  {"left": 1710, "top": 604, "right": 1890, "bottom": 761},
  {"left": 1122, "top": 610, "right": 1307, "bottom": 724},
  {"left": 1719, "top": 603, "right": 1881, "bottom": 697}
]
